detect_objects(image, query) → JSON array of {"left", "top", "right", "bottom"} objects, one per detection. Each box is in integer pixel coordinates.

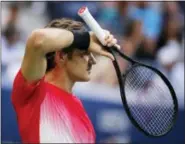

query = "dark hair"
[{"left": 44, "top": 18, "right": 87, "bottom": 72}]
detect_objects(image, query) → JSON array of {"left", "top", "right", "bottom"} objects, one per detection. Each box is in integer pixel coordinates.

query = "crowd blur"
[
  {"left": 2, "top": 1, "right": 184, "bottom": 96},
  {"left": 1, "top": 1, "right": 184, "bottom": 143}
]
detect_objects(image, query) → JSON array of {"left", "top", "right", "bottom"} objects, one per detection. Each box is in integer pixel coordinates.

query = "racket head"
[{"left": 121, "top": 63, "right": 178, "bottom": 137}]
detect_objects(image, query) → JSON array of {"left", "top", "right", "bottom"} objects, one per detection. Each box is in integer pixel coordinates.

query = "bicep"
[{"left": 21, "top": 28, "right": 73, "bottom": 82}]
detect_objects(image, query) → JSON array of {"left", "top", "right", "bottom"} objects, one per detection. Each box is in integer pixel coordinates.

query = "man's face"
[{"left": 64, "top": 50, "right": 97, "bottom": 82}]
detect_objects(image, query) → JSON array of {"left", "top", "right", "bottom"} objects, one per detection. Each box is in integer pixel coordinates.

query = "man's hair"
[{"left": 45, "top": 18, "right": 87, "bottom": 72}]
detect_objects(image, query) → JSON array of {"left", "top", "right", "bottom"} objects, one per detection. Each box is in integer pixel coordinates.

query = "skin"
[
  {"left": 21, "top": 27, "right": 120, "bottom": 93},
  {"left": 45, "top": 50, "right": 97, "bottom": 93}
]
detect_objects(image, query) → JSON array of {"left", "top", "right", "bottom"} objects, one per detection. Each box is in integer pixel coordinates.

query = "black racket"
[
  {"left": 107, "top": 47, "right": 178, "bottom": 137},
  {"left": 78, "top": 6, "right": 178, "bottom": 137}
]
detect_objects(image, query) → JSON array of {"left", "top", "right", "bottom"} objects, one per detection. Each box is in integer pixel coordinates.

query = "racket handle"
[{"left": 78, "top": 6, "right": 106, "bottom": 45}]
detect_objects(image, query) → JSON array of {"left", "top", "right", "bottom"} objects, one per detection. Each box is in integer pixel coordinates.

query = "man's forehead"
[
  {"left": 75, "top": 49, "right": 89, "bottom": 54},
  {"left": 74, "top": 49, "right": 97, "bottom": 59}
]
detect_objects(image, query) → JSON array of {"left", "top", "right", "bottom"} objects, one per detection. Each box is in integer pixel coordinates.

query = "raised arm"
[
  {"left": 21, "top": 28, "right": 74, "bottom": 82},
  {"left": 21, "top": 27, "right": 119, "bottom": 82}
]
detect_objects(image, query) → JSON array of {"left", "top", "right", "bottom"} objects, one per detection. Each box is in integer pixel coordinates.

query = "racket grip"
[{"left": 78, "top": 6, "right": 106, "bottom": 45}]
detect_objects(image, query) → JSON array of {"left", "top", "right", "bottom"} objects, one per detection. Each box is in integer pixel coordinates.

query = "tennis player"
[{"left": 11, "top": 18, "right": 120, "bottom": 143}]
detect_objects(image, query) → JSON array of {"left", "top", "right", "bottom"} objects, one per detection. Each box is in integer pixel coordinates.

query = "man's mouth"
[
  {"left": 87, "top": 64, "right": 92, "bottom": 73},
  {"left": 87, "top": 67, "right": 91, "bottom": 72}
]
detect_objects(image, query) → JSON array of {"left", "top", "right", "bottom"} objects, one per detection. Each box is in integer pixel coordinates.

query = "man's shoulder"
[{"left": 12, "top": 69, "right": 46, "bottom": 97}]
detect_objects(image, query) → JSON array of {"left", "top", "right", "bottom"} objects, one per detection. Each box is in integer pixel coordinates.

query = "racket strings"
[
  {"left": 126, "top": 80, "right": 172, "bottom": 135},
  {"left": 129, "top": 73, "right": 173, "bottom": 135},
  {"left": 124, "top": 66, "right": 175, "bottom": 136}
]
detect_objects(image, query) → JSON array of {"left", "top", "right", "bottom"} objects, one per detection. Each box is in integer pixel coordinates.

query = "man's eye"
[
  {"left": 80, "top": 53, "right": 86, "bottom": 58},
  {"left": 82, "top": 52, "right": 89, "bottom": 56}
]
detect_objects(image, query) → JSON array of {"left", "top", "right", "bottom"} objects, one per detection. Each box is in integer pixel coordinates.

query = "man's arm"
[
  {"left": 21, "top": 28, "right": 120, "bottom": 82},
  {"left": 21, "top": 28, "right": 74, "bottom": 82}
]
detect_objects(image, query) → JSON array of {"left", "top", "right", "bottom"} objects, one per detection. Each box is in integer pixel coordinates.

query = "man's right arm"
[{"left": 21, "top": 28, "right": 74, "bottom": 82}]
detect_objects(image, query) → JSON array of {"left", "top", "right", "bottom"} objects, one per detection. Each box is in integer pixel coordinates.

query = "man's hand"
[{"left": 88, "top": 30, "right": 120, "bottom": 61}]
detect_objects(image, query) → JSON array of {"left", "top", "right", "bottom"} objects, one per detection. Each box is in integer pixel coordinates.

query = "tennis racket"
[{"left": 78, "top": 6, "right": 178, "bottom": 137}]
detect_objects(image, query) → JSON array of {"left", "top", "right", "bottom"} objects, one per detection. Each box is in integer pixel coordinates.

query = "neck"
[{"left": 45, "top": 67, "right": 75, "bottom": 94}]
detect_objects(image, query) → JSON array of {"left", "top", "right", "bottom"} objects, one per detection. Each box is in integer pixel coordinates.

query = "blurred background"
[{"left": 1, "top": 1, "right": 184, "bottom": 143}]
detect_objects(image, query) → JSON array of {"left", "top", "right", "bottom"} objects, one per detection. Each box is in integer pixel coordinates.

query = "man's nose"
[{"left": 89, "top": 53, "right": 97, "bottom": 65}]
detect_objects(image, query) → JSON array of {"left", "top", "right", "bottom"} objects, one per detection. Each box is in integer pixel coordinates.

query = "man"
[{"left": 11, "top": 18, "right": 120, "bottom": 143}]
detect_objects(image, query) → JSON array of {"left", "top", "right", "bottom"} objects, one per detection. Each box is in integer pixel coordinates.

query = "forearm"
[{"left": 31, "top": 28, "right": 74, "bottom": 54}]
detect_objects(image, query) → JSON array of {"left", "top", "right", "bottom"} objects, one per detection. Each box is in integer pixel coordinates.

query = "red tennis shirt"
[{"left": 11, "top": 70, "right": 95, "bottom": 143}]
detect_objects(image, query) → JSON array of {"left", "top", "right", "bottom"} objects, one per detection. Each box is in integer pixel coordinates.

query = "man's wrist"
[{"left": 70, "top": 31, "right": 90, "bottom": 51}]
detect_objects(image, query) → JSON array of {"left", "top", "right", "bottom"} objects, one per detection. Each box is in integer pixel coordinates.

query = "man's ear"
[{"left": 55, "top": 51, "right": 68, "bottom": 62}]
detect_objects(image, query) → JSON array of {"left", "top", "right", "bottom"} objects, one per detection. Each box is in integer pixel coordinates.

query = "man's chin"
[{"left": 77, "top": 77, "right": 90, "bottom": 82}]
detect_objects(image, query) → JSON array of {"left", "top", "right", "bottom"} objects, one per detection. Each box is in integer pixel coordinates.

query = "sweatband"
[{"left": 63, "top": 31, "right": 90, "bottom": 53}]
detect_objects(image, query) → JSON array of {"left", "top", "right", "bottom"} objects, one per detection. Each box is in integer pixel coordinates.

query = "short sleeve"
[{"left": 11, "top": 69, "right": 45, "bottom": 105}]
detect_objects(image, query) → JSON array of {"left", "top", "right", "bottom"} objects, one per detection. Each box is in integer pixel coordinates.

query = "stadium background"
[{"left": 1, "top": 1, "right": 184, "bottom": 143}]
